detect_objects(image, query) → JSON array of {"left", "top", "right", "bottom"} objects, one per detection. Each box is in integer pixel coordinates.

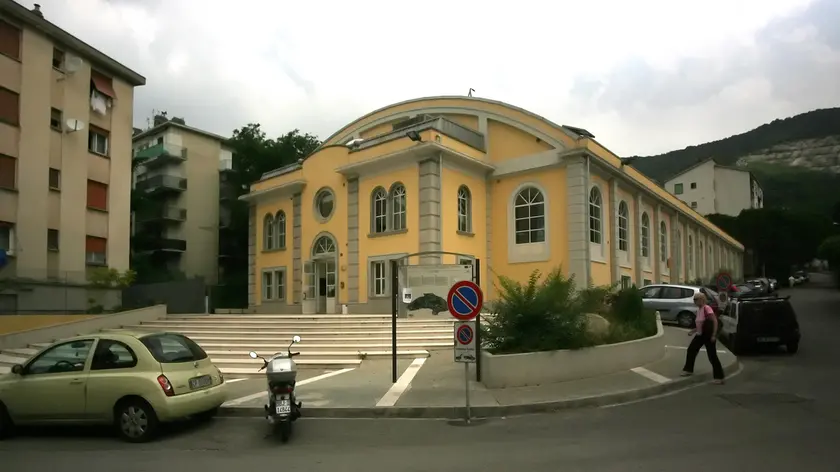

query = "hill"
[{"left": 628, "top": 107, "right": 840, "bottom": 215}]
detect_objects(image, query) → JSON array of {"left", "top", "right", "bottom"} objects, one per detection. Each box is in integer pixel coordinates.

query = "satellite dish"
[
  {"left": 64, "top": 55, "right": 83, "bottom": 74},
  {"left": 64, "top": 118, "right": 85, "bottom": 133}
]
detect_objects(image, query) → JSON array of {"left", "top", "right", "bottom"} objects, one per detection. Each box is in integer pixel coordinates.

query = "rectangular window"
[
  {"left": 674, "top": 183, "right": 684, "bottom": 195},
  {"left": 621, "top": 276, "right": 632, "bottom": 289},
  {"left": 90, "top": 70, "right": 116, "bottom": 99},
  {"left": 86, "top": 180, "right": 108, "bottom": 211},
  {"left": 0, "top": 20, "right": 21, "bottom": 60},
  {"left": 643, "top": 279, "right": 652, "bottom": 286},
  {"left": 49, "top": 168, "right": 60, "bottom": 190},
  {"left": 52, "top": 48, "right": 65, "bottom": 69},
  {"left": 0, "top": 87, "right": 20, "bottom": 126},
  {"left": 47, "top": 229, "right": 59, "bottom": 251},
  {"left": 0, "top": 155, "right": 15, "bottom": 189},
  {"left": 85, "top": 236, "right": 107, "bottom": 265},
  {"left": 275, "top": 269, "right": 285, "bottom": 301},
  {"left": 0, "top": 221, "right": 14, "bottom": 255},
  {"left": 458, "top": 258, "right": 474, "bottom": 266},
  {"left": 691, "top": 201, "right": 697, "bottom": 209},
  {"left": 262, "top": 271, "right": 273, "bottom": 300},
  {"left": 690, "top": 182, "right": 697, "bottom": 189},
  {"left": 50, "top": 108, "right": 62, "bottom": 130},
  {"left": 372, "top": 261, "right": 387, "bottom": 297},
  {"left": 88, "top": 127, "right": 110, "bottom": 156}
]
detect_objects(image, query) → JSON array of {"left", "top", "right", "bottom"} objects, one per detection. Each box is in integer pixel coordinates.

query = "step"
[
  {"left": 184, "top": 335, "right": 451, "bottom": 343},
  {"left": 214, "top": 358, "right": 363, "bottom": 370},
  {"left": 144, "top": 319, "right": 454, "bottom": 326},
  {"left": 0, "top": 354, "right": 27, "bottom": 366},
  {"left": 219, "top": 363, "right": 361, "bottom": 376},
  {"left": 114, "top": 327, "right": 452, "bottom": 336},
  {"left": 1, "top": 347, "right": 38, "bottom": 357},
  {"left": 170, "top": 314, "right": 393, "bottom": 320},
  {"left": 197, "top": 342, "right": 452, "bottom": 351},
  {"left": 209, "top": 349, "right": 429, "bottom": 360}
]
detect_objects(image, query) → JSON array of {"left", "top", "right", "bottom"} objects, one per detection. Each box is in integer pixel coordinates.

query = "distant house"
[{"left": 664, "top": 158, "right": 763, "bottom": 217}]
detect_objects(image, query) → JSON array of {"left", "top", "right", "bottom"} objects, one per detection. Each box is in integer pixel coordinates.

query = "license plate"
[
  {"left": 275, "top": 398, "right": 291, "bottom": 415},
  {"left": 757, "top": 337, "right": 780, "bottom": 343},
  {"left": 189, "top": 375, "right": 212, "bottom": 390}
]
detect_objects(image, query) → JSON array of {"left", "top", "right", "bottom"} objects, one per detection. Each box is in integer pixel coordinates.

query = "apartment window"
[
  {"left": 390, "top": 184, "right": 406, "bottom": 231},
  {"left": 47, "top": 229, "right": 59, "bottom": 251},
  {"left": 88, "top": 127, "right": 109, "bottom": 156},
  {"left": 588, "top": 186, "right": 602, "bottom": 244},
  {"left": 0, "top": 20, "right": 21, "bottom": 60},
  {"left": 457, "top": 185, "right": 472, "bottom": 233},
  {"left": 621, "top": 276, "right": 632, "bottom": 289},
  {"left": 674, "top": 183, "right": 684, "bottom": 195},
  {"left": 691, "top": 201, "right": 697, "bottom": 209},
  {"left": 0, "top": 155, "right": 15, "bottom": 189},
  {"left": 371, "top": 260, "right": 387, "bottom": 297},
  {"left": 49, "top": 168, "right": 61, "bottom": 190},
  {"left": 0, "top": 221, "right": 14, "bottom": 255},
  {"left": 262, "top": 271, "right": 274, "bottom": 300},
  {"left": 617, "top": 201, "right": 629, "bottom": 252},
  {"left": 156, "top": 137, "right": 163, "bottom": 145},
  {"left": 514, "top": 186, "right": 546, "bottom": 244},
  {"left": 0, "top": 87, "right": 20, "bottom": 126},
  {"left": 52, "top": 48, "right": 65, "bottom": 70},
  {"left": 90, "top": 70, "right": 116, "bottom": 99},
  {"left": 50, "top": 108, "right": 62, "bottom": 131},
  {"left": 87, "top": 180, "right": 108, "bottom": 211},
  {"left": 85, "top": 236, "right": 107, "bottom": 265},
  {"left": 640, "top": 212, "right": 650, "bottom": 258},
  {"left": 690, "top": 182, "right": 697, "bottom": 189},
  {"left": 643, "top": 279, "right": 652, "bottom": 286}
]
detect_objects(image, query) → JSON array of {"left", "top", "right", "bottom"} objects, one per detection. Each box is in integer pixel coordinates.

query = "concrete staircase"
[{"left": 0, "top": 314, "right": 455, "bottom": 376}]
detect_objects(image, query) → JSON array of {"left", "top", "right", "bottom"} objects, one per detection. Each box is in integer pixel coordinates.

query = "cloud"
[{"left": 17, "top": 0, "right": 839, "bottom": 156}]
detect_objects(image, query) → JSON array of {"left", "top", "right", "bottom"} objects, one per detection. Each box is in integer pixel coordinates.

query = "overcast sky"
[{"left": 23, "top": 0, "right": 840, "bottom": 156}]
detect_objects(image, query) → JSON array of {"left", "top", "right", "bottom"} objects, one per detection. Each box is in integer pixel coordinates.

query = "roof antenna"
[{"left": 468, "top": 88, "right": 475, "bottom": 97}]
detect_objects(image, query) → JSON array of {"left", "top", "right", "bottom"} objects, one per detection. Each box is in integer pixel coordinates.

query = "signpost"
[
  {"left": 716, "top": 272, "right": 732, "bottom": 291},
  {"left": 448, "top": 280, "right": 483, "bottom": 424}
]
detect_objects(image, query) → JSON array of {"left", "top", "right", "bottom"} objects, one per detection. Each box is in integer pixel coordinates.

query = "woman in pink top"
[{"left": 680, "top": 292, "right": 725, "bottom": 383}]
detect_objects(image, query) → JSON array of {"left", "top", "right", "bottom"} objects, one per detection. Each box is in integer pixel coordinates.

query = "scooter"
[{"left": 249, "top": 335, "right": 302, "bottom": 442}]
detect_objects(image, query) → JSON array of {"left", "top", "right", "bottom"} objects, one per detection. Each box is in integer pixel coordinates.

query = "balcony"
[
  {"left": 135, "top": 174, "right": 187, "bottom": 196},
  {"left": 134, "top": 143, "right": 187, "bottom": 168},
  {"left": 136, "top": 205, "right": 187, "bottom": 224},
  {"left": 135, "top": 237, "right": 186, "bottom": 253}
]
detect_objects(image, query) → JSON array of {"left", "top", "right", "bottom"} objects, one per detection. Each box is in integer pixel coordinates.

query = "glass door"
[
  {"left": 326, "top": 260, "right": 337, "bottom": 313},
  {"left": 302, "top": 261, "right": 316, "bottom": 314}
]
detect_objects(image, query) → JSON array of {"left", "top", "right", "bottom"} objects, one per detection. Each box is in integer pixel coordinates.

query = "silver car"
[{"left": 639, "top": 284, "right": 721, "bottom": 328}]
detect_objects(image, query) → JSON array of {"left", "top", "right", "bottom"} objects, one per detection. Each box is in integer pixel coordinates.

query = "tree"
[
  {"left": 215, "top": 125, "right": 321, "bottom": 307},
  {"left": 819, "top": 235, "right": 840, "bottom": 288}
]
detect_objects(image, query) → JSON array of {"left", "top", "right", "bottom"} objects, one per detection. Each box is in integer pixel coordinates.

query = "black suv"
[{"left": 719, "top": 295, "right": 801, "bottom": 355}]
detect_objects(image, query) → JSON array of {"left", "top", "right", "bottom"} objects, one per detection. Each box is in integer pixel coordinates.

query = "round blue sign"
[{"left": 456, "top": 324, "right": 474, "bottom": 345}]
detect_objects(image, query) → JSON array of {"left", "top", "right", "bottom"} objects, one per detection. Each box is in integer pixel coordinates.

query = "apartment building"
[
  {"left": 132, "top": 115, "right": 234, "bottom": 285},
  {"left": 664, "top": 158, "right": 764, "bottom": 217},
  {"left": 0, "top": 2, "right": 145, "bottom": 313}
]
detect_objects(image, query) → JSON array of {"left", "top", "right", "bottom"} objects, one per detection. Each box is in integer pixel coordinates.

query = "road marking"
[
  {"left": 376, "top": 357, "right": 427, "bottom": 408},
  {"left": 226, "top": 378, "right": 248, "bottom": 384},
  {"left": 665, "top": 345, "right": 728, "bottom": 354},
  {"left": 222, "top": 368, "right": 355, "bottom": 407},
  {"left": 630, "top": 367, "right": 671, "bottom": 384}
]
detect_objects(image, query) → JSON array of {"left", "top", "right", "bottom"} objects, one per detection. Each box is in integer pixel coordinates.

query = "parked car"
[
  {"left": 639, "top": 284, "right": 722, "bottom": 328},
  {"left": 793, "top": 271, "right": 809, "bottom": 283},
  {"left": 745, "top": 278, "right": 773, "bottom": 294},
  {"left": 719, "top": 295, "right": 801, "bottom": 355},
  {"left": 0, "top": 331, "right": 227, "bottom": 442}
]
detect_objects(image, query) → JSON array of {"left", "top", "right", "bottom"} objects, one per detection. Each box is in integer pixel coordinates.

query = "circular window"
[{"left": 315, "top": 188, "right": 335, "bottom": 221}]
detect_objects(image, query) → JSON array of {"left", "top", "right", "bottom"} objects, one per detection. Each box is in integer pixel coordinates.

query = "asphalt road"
[{"left": 2, "top": 275, "right": 839, "bottom": 472}]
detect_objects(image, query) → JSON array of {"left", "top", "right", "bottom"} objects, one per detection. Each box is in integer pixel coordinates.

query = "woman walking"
[{"left": 681, "top": 292, "right": 725, "bottom": 384}]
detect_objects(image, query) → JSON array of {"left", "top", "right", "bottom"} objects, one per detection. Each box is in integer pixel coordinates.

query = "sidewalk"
[{"left": 220, "top": 327, "right": 740, "bottom": 419}]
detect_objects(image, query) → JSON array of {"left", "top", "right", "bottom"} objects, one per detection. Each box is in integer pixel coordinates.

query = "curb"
[{"left": 219, "top": 360, "right": 741, "bottom": 419}]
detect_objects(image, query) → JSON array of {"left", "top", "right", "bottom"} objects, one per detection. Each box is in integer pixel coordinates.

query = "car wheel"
[
  {"left": 0, "top": 402, "right": 14, "bottom": 440},
  {"left": 115, "top": 399, "right": 159, "bottom": 443},
  {"left": 677, "top": 312, "right": 695, "bottom": 328},
  {"left": 194, "top": 407, "right": 219, "bottom": 422},
  {"left": 786, "top": 341, "right": 799, "bottom": 354}
]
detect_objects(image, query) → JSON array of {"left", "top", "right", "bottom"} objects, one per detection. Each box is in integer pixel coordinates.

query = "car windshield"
[{"left": 140, "top": 333, "right": 208, "bottom": 363}]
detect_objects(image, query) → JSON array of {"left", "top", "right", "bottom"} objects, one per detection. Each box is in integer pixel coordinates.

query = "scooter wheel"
[{"left": 276, "top": 421, "right": 292, "bottom": 443}]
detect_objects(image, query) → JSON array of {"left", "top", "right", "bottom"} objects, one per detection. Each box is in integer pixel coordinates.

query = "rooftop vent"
[{"left": 31, "top": 4, "right": 44, "bottom": 18}]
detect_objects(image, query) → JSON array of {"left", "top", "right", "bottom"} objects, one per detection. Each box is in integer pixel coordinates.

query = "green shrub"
[
  {"left": 481, "top": 268, "right": 601, "bottom": 355},
  {"left": 599, "top": 287, "right": 658, "bottom": 344}
]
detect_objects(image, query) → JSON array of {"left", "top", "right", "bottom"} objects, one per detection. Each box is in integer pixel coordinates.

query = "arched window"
[
  {"left": 457, "top": 185, "right": 472, "bottom": 233},
  {"left": 688, "top": 235, "right": 693, "bottom": 271},
  {"left": 699, "top": 240, "right": 705, "bottom": 272},
  {"left": 263, "top": 213, "right": 274, "bottom": 250},
  {"left": 313, "top": 235, "right": 336, "bottom": 256},
  {"left": 513, "top": 186, "right": 545, "bottom": 244},
  {"left": 588, "top": 187, "right": 602, "bottom": 244},
  {"left": 371, "top": 187, "right": 388, "bottom": 234},
  {"left": 617, "top": 201, "right": 629, "bottom": 252},
  {"left": 275, "top": 211, "right": 286, "bottom": 249},
  {"left": 641, "top": 212, "right": 650, "bottom": 258},
  {"left": 659, "top": 221, "right": 668, "bottom": 262},
  {"left": 390, "top": 184, "right": 406, "bottom": 231}
]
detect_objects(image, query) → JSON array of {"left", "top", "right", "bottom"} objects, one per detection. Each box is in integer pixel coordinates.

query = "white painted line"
[
  {"left": 222, "top": 367, "right": 355, "bottom": 407},
  {"left": 376, "top": 357, "right": 427, "bottom": 408},
  {"left": 631, "top": 367, "right": 671, "bottom": 384},
  {"left": 665, "top": 345, "right": 728, "bottom": 354},
  {"left": 225, "top": 378, "right": 248, "bottom": 384}
]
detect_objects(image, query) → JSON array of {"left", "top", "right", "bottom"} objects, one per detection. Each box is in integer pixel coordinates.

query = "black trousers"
[{"left": 683, "top": 327, "right": 725, "bottom": 380}]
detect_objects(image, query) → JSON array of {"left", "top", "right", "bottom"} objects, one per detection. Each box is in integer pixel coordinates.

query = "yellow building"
[{"left": 242, "top": 97, "right": 744, "bottom": 314}]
